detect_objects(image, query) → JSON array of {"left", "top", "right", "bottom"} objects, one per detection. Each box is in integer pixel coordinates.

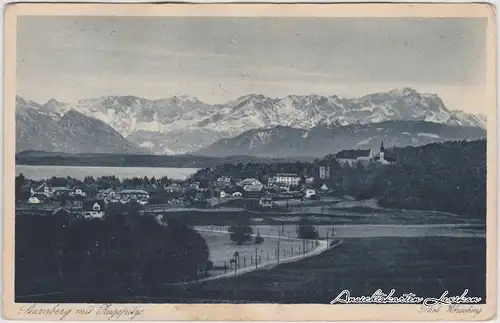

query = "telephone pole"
[
  {"left": 255, "top": 247, "right": 258, "bottom": 268},
  {"left": 277, "top": 241, "right": 280, "bottom": 263}
]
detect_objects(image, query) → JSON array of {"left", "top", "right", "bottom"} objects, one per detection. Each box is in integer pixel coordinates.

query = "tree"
[
  {"left": 228, "top": 223, "right": 253, "bottom": 245},
  {"left": 254, "top": 230, "right": 264, "bottom": 244},
  {"left": 297, "top": 217, "right": 318, "bottom": 239}
]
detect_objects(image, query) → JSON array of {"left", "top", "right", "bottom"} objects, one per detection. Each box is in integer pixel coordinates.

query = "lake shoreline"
[
  {"left": 16, "top": 163, "right": 194, "bottom": 169},
  {"left": 15, "top": 164, "right": 200, "bottom": 181}
]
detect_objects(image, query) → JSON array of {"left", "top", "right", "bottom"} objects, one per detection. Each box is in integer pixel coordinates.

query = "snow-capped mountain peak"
[{"left": 16, "top": 88, "right": 487, "bottom": 155}]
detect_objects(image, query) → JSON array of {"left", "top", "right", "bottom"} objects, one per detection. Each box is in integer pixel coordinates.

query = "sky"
[{"left": 17, "top": 16, "right": 487, "bottom": 113}]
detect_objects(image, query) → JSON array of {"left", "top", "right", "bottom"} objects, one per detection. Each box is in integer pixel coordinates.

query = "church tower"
[{"left": 379, "top": 141, "right": 385, "bottom": 160}]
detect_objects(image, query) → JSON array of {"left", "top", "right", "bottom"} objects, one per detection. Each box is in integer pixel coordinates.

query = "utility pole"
[
  {"left": 255, "top": 247, "right": 258, "bottom": 269},
  {"left": 277, "top": 241, "right": 280, "bottom": 263},
  {"left": 326, "top": 231, "right": 329, "bottom": 247}
]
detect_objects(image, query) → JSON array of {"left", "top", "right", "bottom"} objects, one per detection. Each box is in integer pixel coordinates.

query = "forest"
[
  {"left": 15, "top": 207, "right": 212, "bottom": 302},
  {"left": 375, "top": 139, "right": 486, "bottom": 218}
]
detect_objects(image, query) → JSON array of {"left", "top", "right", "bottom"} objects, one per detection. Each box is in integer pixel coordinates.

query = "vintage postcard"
[{"left": 2, "top": 2, "right": 497, "bottom": 321}]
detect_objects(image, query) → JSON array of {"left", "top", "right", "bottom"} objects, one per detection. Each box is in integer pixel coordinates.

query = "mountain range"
[
  {"left": 16, "top": 96, "right": 147, "bottom": 154},
  {"left": 198, "top": 121, "right": 486, "bottom": 157},
  {"left": 15, "top": 88, "right": 487, "bottom": 156}
]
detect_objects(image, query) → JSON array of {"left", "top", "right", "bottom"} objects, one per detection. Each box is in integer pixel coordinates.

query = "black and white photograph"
[{"left": 4, "top": 3, "right": 496, "bottom": 321}]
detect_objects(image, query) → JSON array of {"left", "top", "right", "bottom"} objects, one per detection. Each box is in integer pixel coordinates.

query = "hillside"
[
  {"left": 198, "top": 121, "right": 486, "bottom": 157},
  {"left": 16, "top": 97, "right": 146, "bottom": 154}
]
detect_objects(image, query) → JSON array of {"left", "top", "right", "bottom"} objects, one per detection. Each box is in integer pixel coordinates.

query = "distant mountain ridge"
[
  {"left": 16, "top": 88, "right": 487, "bottom": 155},
  {"left": 16, "top": 96, "right": 146, "bottom": 154},
  {"left": 197, "top": 121, "right": 487, "bottom": 158}
]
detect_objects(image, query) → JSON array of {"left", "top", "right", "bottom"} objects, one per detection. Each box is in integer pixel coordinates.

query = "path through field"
[{"left": 186, "top": 227, "right": 333, "bottom": 284}]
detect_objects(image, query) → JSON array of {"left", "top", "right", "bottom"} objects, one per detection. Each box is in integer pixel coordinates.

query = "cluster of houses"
[
  {"left": 19, "top": 141, "right": 395, "bottom": 216},
  {"left": 214, "top": 174, "right": 330, "bottom": 209},
  {"left": 96, "top": 188, "right": 150, "bottom": 205},
  {"left": 27, "top": 183, "right": 87, "bottom": 205},
  {"left": 51, "top": 200, "right": 107, "bottom": 220},
  {"left": 26, "top": 183, "right": 155, "bottom": 206}
]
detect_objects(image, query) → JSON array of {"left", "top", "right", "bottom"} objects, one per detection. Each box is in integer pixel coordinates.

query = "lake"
[{"left": 16, "top": 165, "right": 200, "bottom": 181}]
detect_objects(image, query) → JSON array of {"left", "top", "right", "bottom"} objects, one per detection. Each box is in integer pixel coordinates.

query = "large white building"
[{"left": 269, "top": 173, "right": 301, "bottom": 187}]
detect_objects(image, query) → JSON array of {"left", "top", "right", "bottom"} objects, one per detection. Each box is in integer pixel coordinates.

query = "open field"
[
  {"left": 156, "top": 198, "right": 485, "bottom": 227},
  {"left": 195, "top": 222, "right": 485, "bottom": 241},
  {"left": 198, "top": 230, "right": 319, "bottom": 269},
  {"left": 127, "top": 236, "right": 486, "bottom": 303}
]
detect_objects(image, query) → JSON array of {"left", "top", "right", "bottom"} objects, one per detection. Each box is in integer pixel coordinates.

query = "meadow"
[{"left": 124, "top": 236, "right": 486, "bottom": 304}]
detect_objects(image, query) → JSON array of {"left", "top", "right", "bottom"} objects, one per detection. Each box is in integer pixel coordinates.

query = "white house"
[
  {"left": 119, "top": 189, "right": 150, "bottom": 201},
  {"left": 32, "top": 183, "right": 52, "bottom": 197},
  {"left": 72, "top": 186, "right": 87, "bottom": 197},
  {"left": 321, "top": 184, "right": 329, "bottom": 191},
  {"left": 52, "top": 187, "right": 73, "bottom": 197},
  {"left": 220, "top": 191, "right": 227, "bottom": 199},
  {"left": 27, "top": 196, "right": 41, "bottom": 204},
  {"left": 97, "top": 189, "right": 117, "bottom": 200},
  {"left": 241, "top": 178, "right": 261, "bottom": 186},
  {"left": 304, "top": 189, "right": 317, "bottom": 199},
  {"left": 82, "top": 200, "right": 106, "bottom": 219}
]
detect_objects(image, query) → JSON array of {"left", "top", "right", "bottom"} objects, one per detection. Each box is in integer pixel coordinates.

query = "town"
[{"left": 15, "top": 143, "right": 394, "bottom": 219}]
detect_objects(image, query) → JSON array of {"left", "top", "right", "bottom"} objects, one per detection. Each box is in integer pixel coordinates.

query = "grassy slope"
[{"left": 148, "top": 237, "right": 486, "bottom": 304}]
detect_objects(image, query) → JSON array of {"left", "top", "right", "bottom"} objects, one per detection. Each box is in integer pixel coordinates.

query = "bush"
[
  {"left": 254, "top": 231, "right": 264, "bottom": 244},
  {"left": 228, "top": 224, "right": 253, "bottom": 245},
  {"left": 296, "top": 217, "right": 318, "bottom": 239}
]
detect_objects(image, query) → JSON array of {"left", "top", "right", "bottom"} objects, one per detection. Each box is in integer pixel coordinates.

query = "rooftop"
[
  {"left": 52, "top": 187, "right": 73, "bottom": 191},
  {"left": 275, "top": 173, "right": 300, "bottom": 177},
  {"left": 244, "top": 184, "right": 265, "bottom": 192},
  {"left": 336, "top": 149, "right": 371, "bottom": 159},
  {"left": 120, "top": 189, "right": 149, "bottom": 194}
]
